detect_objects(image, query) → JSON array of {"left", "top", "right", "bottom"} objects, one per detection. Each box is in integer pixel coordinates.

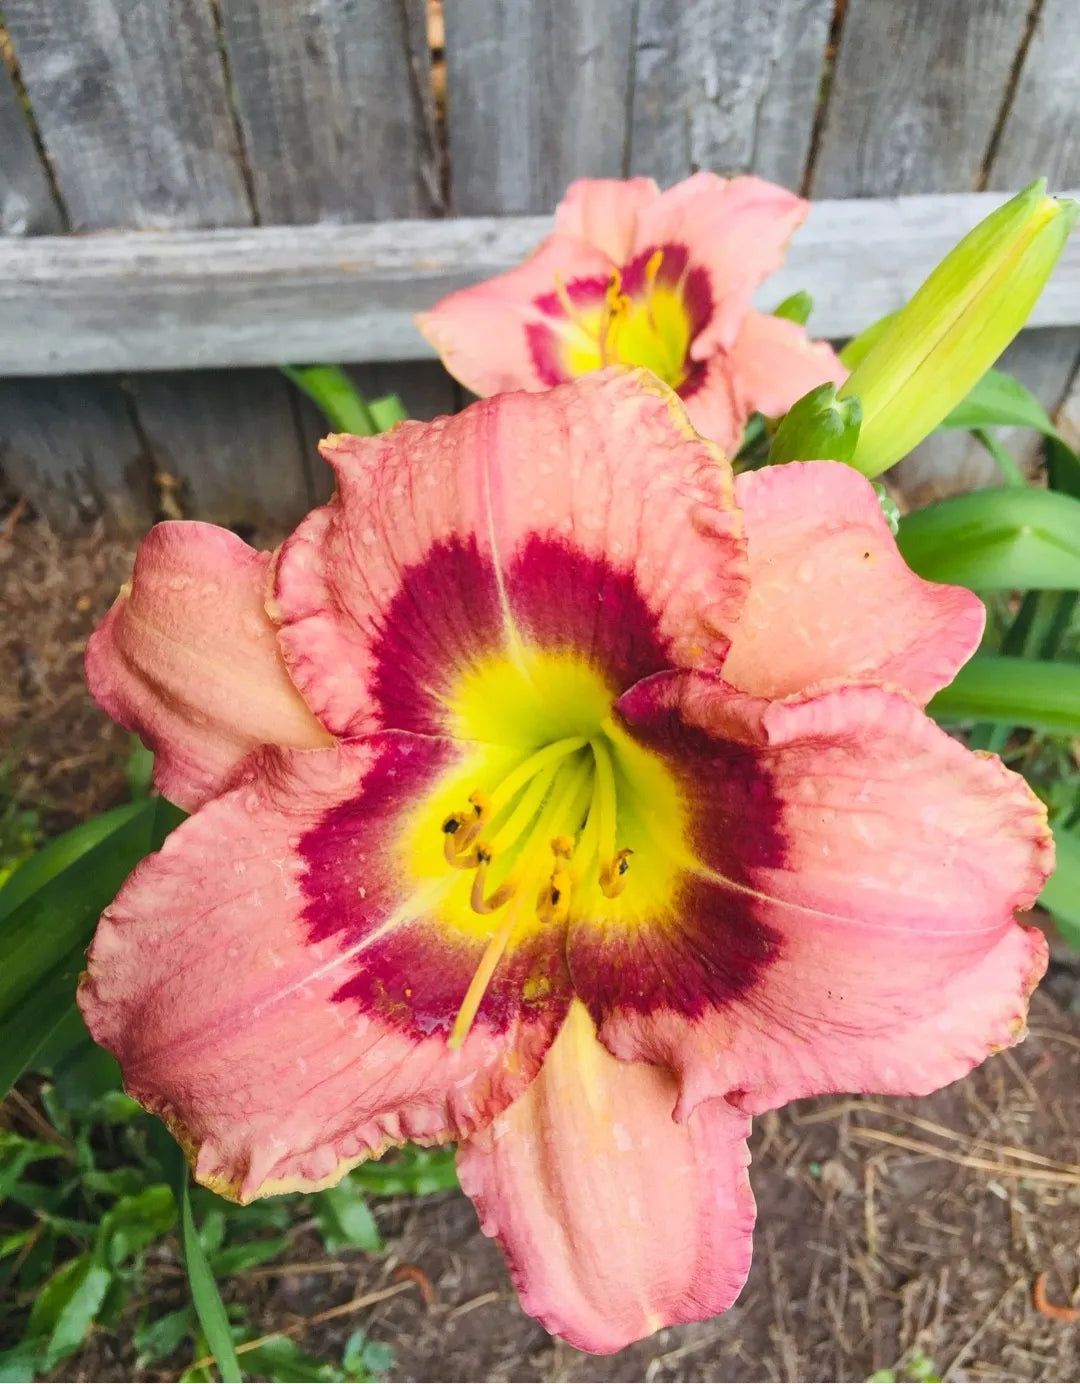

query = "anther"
[
  {"left": 443, "top": 813, "right": 485, "bottom": 868},
  {"left": 537, "top": 868, "right": 572, "bottom": 925},
  {"left": 599, "top": 848, "right": 633, "bottom": 899},
  {"left": 550, "top": 833, "right": 575, "bottom": 859},
  {"left": 468, "top": 789, "right": 491, "bottom": 824},
  {"left": 467, "top": 846, "right": 518, "bottom": 914}
]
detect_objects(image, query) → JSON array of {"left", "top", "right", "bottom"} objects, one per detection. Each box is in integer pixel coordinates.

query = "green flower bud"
[{"left": 840, "top": 180, "right": 1078, "bottom": 477}]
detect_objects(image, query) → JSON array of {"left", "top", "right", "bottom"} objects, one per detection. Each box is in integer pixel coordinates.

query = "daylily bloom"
[
  {"left": 417, "top": 174, "right": 846, "bottom": 453},
  {"left": 81, "top": 370, "right": 1050, "bottom": 1354}
]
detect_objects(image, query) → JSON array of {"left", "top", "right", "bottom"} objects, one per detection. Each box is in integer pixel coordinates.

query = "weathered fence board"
[
  {"left": 0, "top": 62, "right": 62, "bottom": 235},
  {"left": 3, "top": 193, "right": 1079, "bottom": 377},
  {"left": 0, "top": 376, "right": 150, "bottom": 532},
  {"left": 444, "top": 0, "right": 635, "bottom": 213},
  {"left": 984, "top": 0, "right": 1080, "bottom": 470},
  {"left": 2, "top": 0, "right": 251, "bottom": 231},
  {"left": 1, "top": 0, "right": 319, "bottom": 534},
  {"left": 217, "top": 0, "right": 441, "bottom": 223},
  {"left": 811, "top": 0, "right": 1030, "bottom": 196},
  {"left": 629, "top": 0, "right": 833, "bottom": 190},
  {"left": 132, "top": 370, "right": 316, "bottom": 530}
]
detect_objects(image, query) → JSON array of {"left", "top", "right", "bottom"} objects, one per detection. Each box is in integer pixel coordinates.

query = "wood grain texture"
[
  {"left": 629, "top": 0, "right": 833, "bottom": 189},
  {"left": 981, "top": 0, "right": 1080, "bottom": 484},
  {"left": 0, "top": 376, "right": 150, "bottom": 533},
  {"left": 217, "top": 0, "right": 441, "bottom": 223},
  {"left": 3, "top": 0, "right": 251, "bottom": 230},
  {"left": 0, "top": 62, "right": 63, "bottom": 234},
  {"left": 444, "top": 0, "right": 635, "bottom": 213},
  {"left": 3, "top": 192, "right": 1079, "bottom": 376},
  {"left": 132, "top": 370, "right": 315, "bottom": 532},
  {"left": 811, "top": 0, "right": 1030, "bottom": 196},
  {"left": 2, "top": 2, "right": 317, "bottom": 531},
  {"left": 989, "top": 0, "right": 1080, "bottom": 189}
]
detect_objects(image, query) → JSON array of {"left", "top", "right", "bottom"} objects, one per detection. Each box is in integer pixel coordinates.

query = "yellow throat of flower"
[
  {"left": 399, "top": 650, "right": 687, "bottom": 1047},
  {"left": 554, "top": 252, "right": 694, "bottom": 390}
]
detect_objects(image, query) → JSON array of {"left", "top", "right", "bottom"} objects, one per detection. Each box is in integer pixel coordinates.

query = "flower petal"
[
  {"left": 721, "top": 462, "right": 986, "bottom": 703},
  {"left": 678, "top": 353, "right": 745, "bottom": 455},
  {"left": 631, "top": 174, "right": 807, "bottom": 355},
  {"left": 85, "top": 521, "right": 329, "bottom": 811},
  {"left": 415, "top": 233, "right": 614, "bottom": 396},
  {"left": 578, "top": 675, "right": 1051, "bottom": 1117},
  {"left": 273, "top": 370, "right": 746, "bottom": 738},
  {"left": 79, "top": 734, "right": 568, "bottom": 1201},
  {"left": 727, "top": 310, "right": 847, "bottom": 420},
  {"left": 457, "top": 1001, "right": 755, "bottom": 1354},
  {"left": 554, "top": 177, "right": 661, "bottom": 262}
]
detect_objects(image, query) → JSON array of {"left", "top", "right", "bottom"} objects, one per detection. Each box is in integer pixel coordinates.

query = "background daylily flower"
[
  {"left": 417, "top": 174, "right": 846, "bottom": 453},
  {"left": 80, "top": 370, "right": 1050, "bottom": 1354}
]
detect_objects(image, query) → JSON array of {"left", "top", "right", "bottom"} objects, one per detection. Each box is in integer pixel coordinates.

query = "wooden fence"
[{"left": 1, "top": 0, "right": 1080, "bottom": 536}]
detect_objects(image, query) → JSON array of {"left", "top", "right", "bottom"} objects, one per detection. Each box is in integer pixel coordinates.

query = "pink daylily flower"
[
  {"left": 417, "top": 174, "right": 846, "bottom": 453},
  {"left": 80, "top": 370, "right": 1050, "bottom": 1354}
]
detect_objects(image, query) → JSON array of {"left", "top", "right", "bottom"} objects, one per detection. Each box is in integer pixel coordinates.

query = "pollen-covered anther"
[
  {"left": 469, "top": 848, "right": 518, "bottom": 915},
  {"left": 599, "top": 847, "right": 634, "bottom": 899},
  {"left": 550, "top": 833, "right": 575, "bottom": 860},
  {"left": 537, "top": 868, "right": 572, "bottom": 925},
  {"left": 442, "top": 810, "right": 485, "bottom": 867}
]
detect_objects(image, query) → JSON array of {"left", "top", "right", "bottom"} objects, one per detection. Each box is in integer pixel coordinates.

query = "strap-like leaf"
[
  {"left": 897, "top": 487, "right": 1080, "bottom": 590},
  {"left": 928, "top": 654, "right": 1080, "bottom": 737}
]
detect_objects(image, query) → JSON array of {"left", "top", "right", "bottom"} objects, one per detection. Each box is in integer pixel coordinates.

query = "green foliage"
[
  {"left": 896, "top": 486, "right": 1080, "bottom": 591},
  {"left": 771, "top": 289, "right": 813, "bottom": 325},
  {"left": 767, "top": 382, "right": 862, "bottom": 465},
  {"left": 0, "top": 795, "right": 185, "bottom": 1097},
  {"left": 0, "top": 755, "right": 42, "bottom": 890}
]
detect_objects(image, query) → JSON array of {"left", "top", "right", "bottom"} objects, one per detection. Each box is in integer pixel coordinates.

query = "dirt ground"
[{"left": 3, "top": 505, "right": 1079, "bottom": 1384}]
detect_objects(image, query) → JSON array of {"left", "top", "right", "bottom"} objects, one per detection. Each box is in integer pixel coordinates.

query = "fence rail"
[{"left": 2, "top": 0, "right": 1080, "bottom": 535}]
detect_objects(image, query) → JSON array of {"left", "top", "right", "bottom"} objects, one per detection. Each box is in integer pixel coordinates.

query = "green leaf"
[
  {"left": 238, "top": 1335, "right": 346, "bottom": 1383},
  {"left": 928, "top": 655, "right": 1080, "bottom": 737},
  {"left": 771, "top": 289, "right": 813, "bottom": 325},
  {"left": 99, "top": 1184, "right": 177, "bottom": 1268},
  {"left": 0, "top": 1129, "right": 65, "bottom": 1200},
  {"left": 350, "top": 1145, "right": 459, "bottom": 1196},
  {"left": 281, "top": 365, "right": 376, "bottom": 435},
  {"left": 1040, "top": 823, "right": 1080, "bottom": 946},
  {"left": 1047, "top": 435, "right": 1080, "bottom": 498},
  {"left": 767, "top": 383, "right": 862, "bottom": 465},
  {"left": 896, "top": 487, "right": 1080, "bottom": 590},
  {"left": 174, "top": 1166, "right": 243, "bottom": 1383},
  {"left": 940, "top": 367, "right": 1067, "bottom": 440},
  {"left": 342, "top": 1329, "right": 394, "bottom": 1382},
  {"left": 313, "top": 1181, "right": 383, "bottom": 1253},
  {"left": 368, "top": 394, "right": 408, "bottom": 431},
  {"left": 209, "top": 1235, "right": 291, "bottom": 1278},
  {"left": 0, "top": 799, "right": 147, "bottom": 923},
  {"left": 27, "top": 1253, "right": 112, "bottom": 1370},
  {"left": 0, "top": 796, "right": 184, "bottom": 1096},
  {"left": 135, "top": 1306, "right": 195, "bottom": 1366},
  {"left": 0, "top": 1343, "right": 40, "bottom": 1383}
]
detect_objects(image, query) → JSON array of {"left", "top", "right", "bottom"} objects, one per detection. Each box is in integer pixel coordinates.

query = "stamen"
[
  {"left": 643, "top": 249, "right": 665, "bottom": 333},
  {"left": 600, "top": 268, "right": 631, "bottom": 366},
  {"left": 469, "top": 848, "right": 518, "bottom": 915},
  {"left": 552, "top": 270, "right": 592, "bottom": 332},
  {"left": 442, "top": 815, "right": 485, "bottom": 868},
  {"left": 448, "top": 899, "right": 525, "bottom": 1049},
  {"left": 485, "top": 736, "right": 587, "bottom": 819},
  {"left": 537, "top": 867, "right": 572, "bottom": 924},
  {"left": 590, "top": 738, "right": 633, "bottom": 899},
  {"left": 600, "top": 847, "right": 633, "bottom": 899}
]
